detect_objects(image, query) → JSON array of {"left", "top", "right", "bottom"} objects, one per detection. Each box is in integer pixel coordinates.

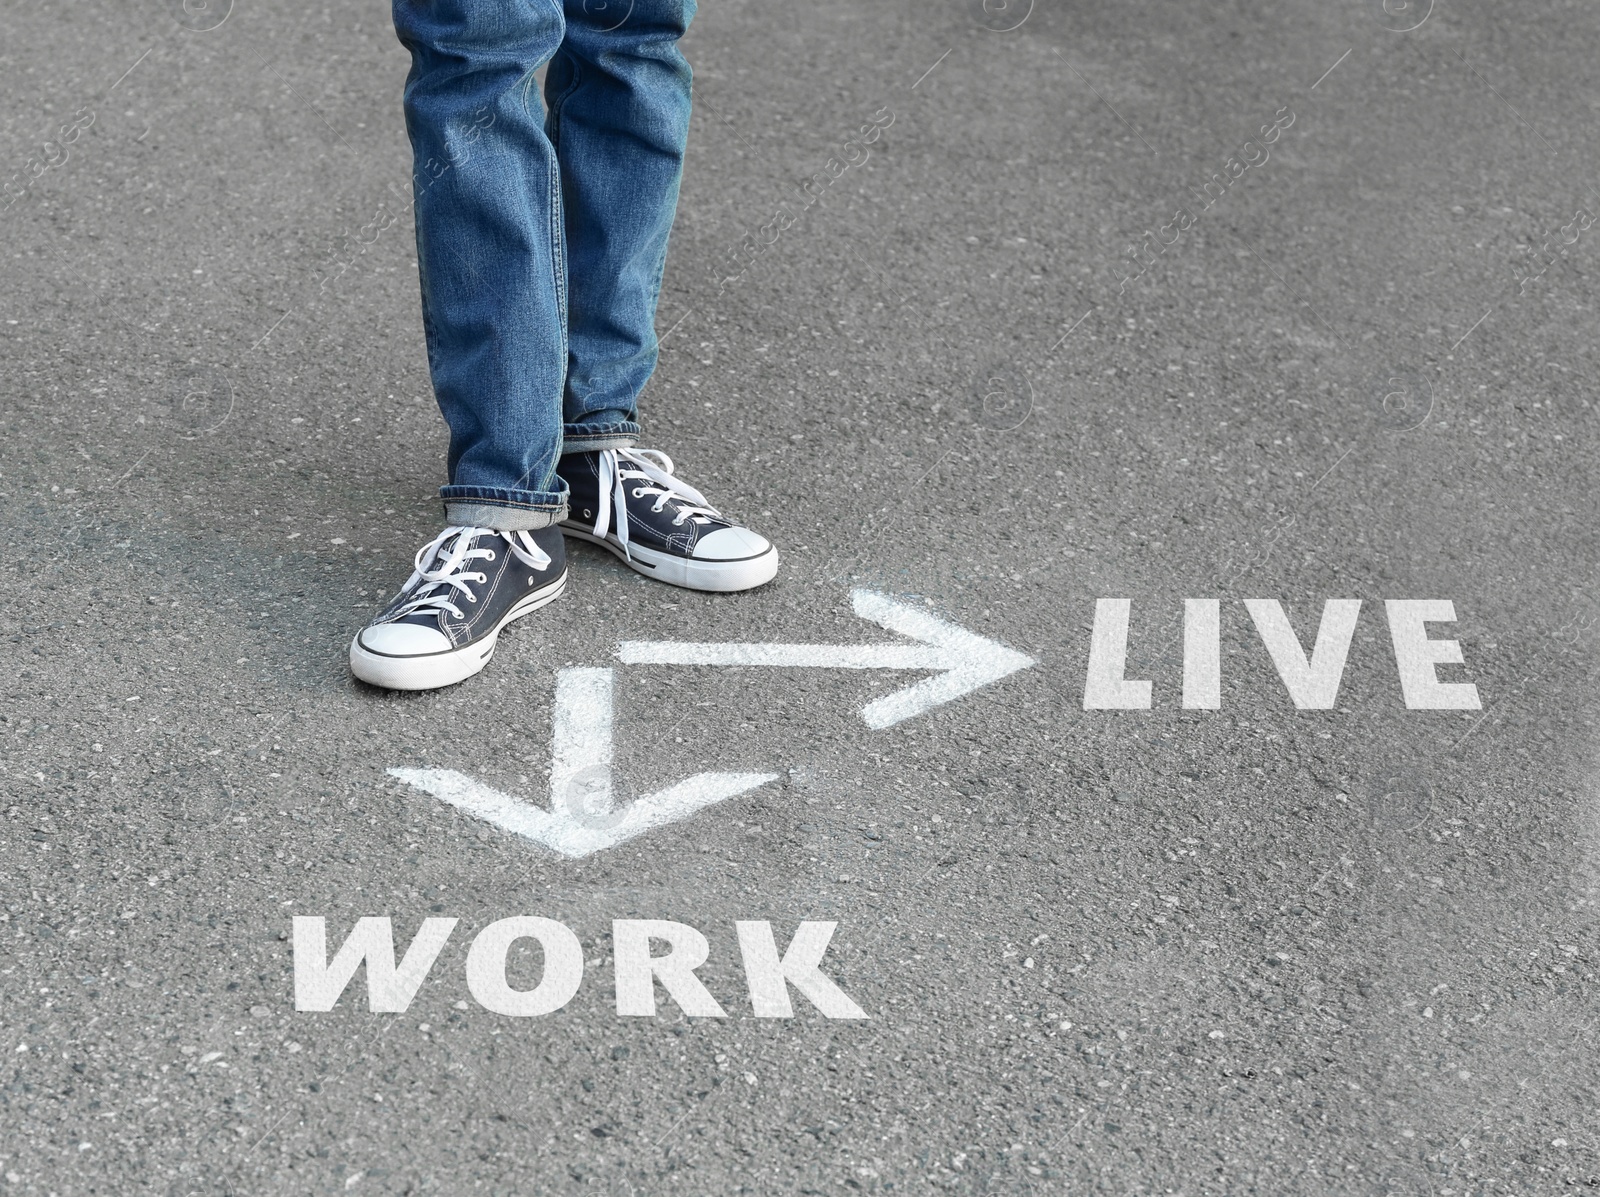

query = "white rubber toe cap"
[
  {"left": 692, "top": 526, "right": 773, "bottom": 561},
  {"left": 357, "top": 622, "right": 451, "bottom": 657}
]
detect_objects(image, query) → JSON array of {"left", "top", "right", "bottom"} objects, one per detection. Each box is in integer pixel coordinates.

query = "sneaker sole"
[
  {"left": 559, "top": 524, "right": 778, "bottom": 592},
  {"left": 348, "top": 570, "right": 568, "bottom": 692}
]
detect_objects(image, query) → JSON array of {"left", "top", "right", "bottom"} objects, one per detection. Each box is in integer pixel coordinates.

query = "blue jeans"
[{"left": 392, "top": 0, "right": 697, "bottom": 530}]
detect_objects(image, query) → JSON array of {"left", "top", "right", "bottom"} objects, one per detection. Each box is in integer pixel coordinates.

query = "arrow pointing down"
[
  {"left": 617, "top": 588, "right": 1036, "bottom": 728},
  {"left": 390, "top": 667, "right": 776, "bottom": 858}
]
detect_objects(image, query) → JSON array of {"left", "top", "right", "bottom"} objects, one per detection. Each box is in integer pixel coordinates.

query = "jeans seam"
[
  {"left": 438, "top": 500, "right": 563, "bottom": 508},
  {"left": 548, "top": 154, "right": 567, "bottom": 371},
  {"left": 546, "top": 49, "right": 589, "bottom": 462},
  {"left": 546, "top": 54, "right": 583, "bottom": 360}
]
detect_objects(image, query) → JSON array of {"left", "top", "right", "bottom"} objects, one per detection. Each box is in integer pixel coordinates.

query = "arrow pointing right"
[
  {"left": 389, "top": 591, "right": 1032, "bottom": 856},
  {"left": 618, "top": 588, "right": 1036, "bottom": 728}
]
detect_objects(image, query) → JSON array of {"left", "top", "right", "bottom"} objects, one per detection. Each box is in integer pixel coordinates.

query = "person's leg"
[
  {"left": 393, "top": 0, "right": 570, "bottom": 531},
  {"left": 543, "top": 0, "right": 778, "bottom": 593},
  {"left": 354, "top": 1, "right": 574, "bottom": 692},
  {"left": 544, "top": 0, "right": 696, "bottom": 451}
]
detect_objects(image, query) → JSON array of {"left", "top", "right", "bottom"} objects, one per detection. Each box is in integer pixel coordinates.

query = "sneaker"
[
  {"left": 558, "top": 447, "right": 778, "bottom": 592},
  {"left": 349, "top": 525, "right": 567, "bottom": 691}
]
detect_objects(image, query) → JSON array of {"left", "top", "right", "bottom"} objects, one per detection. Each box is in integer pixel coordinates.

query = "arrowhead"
[
  {"left": 387, "top": 767, "right": 775, "bottom": 859},
  {"left": 849, "top": 589, "right": 1036, "bottom": 728}
]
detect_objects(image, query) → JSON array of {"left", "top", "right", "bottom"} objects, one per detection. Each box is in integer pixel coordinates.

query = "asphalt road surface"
[{"left": 4, "top": 0, "right": 1600, "bottom": 1193}]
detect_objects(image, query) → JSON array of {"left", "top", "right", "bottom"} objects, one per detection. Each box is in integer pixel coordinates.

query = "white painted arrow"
[
  {"left": 389, "top": 667, "right": 775, "bottom": 858},
  {"left": 617, "top": 588, "right": 1036, "bottom": 728}
]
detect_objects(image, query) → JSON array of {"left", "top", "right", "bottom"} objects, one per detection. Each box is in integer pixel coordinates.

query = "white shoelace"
[
  {"left": 389, "top": 526, "right": 551, "bottom": 622},
  {"left": 592, "top": 448, "right": 722, "bottom": 559}
]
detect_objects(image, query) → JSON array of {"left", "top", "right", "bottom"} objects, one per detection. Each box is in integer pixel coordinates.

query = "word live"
[{"left": 1085, "top": 599, "right": 1482, "bottom": 710}]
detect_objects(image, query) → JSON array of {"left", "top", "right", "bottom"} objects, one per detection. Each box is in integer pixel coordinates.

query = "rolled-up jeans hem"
[
  {"left": 440, "top": 486, "right": 568, "bottom": 531},
  {"left": 561, "top": 420, "right": 641, "bottom": 454}
]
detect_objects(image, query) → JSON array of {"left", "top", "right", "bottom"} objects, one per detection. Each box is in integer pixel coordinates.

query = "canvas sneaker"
[
  {"left": 349, "top": 524, "right": 567, "bottom": 691},
  {"left": 558, "top": 447, "right": 778, "bottom": 592}
]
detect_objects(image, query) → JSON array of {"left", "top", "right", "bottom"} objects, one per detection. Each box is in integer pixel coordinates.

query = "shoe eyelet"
[
  {"left": 632, "top": 488, "right": 646, "bottom": 498},
  {"left": 483, "top": 550, "right": 496, "bottom": 561},
  {"left": 582, "top": 508, "right": 592, "bottom": 519}
]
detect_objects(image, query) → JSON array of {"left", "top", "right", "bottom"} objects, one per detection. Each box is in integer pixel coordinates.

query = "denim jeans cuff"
[
  {"left": 440, "top": 484, "right": 568, "bottom": 531},
  {"left": 561, "top": 420, "right": 641, "bottom": 455}
]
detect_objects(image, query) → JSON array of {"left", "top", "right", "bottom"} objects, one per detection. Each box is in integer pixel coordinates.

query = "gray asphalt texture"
[{"left": 4, "top": 0, "right": 1600, "bottom": 1193}]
